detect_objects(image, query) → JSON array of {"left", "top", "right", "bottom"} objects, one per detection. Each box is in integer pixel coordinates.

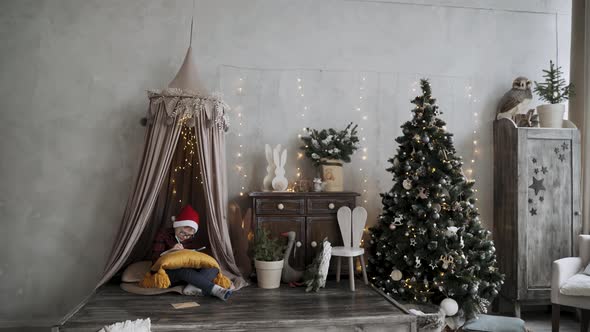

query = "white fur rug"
[{"left": 97, "top": 318, "right": 151, "bottom": 332}]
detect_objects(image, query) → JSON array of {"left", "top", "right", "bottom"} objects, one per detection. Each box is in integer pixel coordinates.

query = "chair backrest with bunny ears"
[{"left": 337, "top": 206, "right": 367, "bottom": 248}]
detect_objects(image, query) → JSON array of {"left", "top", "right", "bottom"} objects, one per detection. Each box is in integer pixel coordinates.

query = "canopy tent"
[{"left": 96, "top": 46, "right": 247, "bottom": 290}]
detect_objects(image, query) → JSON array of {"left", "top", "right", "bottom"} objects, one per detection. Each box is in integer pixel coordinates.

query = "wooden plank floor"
[{"left": 59, "top": 280, "right": 415, "bottom": 332}]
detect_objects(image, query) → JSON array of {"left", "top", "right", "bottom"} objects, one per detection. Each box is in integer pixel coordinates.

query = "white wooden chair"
[{"left": 332, "top": 206, "right": 368, "bottom": 291}]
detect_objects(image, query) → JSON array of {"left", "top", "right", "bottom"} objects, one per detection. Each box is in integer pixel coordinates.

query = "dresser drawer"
[
  {"left": 307, "top": 197, "right": 355, "bottom": 214},
  {"left": 255, "top": 198, "right": 305, "bottom": 215}
]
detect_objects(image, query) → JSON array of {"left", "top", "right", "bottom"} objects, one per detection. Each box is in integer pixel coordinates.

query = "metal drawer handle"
[
  {"left": 311, "top": 241, "right": 317, "bottom": 248},
  {"left": 296, "top": 241, "right": 302, "bottom": 248},
  {"left": 277, "top": 203, "right": 284, "bottom": 210},
  {"left": 575, "top": 211, "right": 580, "bottom": 216},
  {"left": 328, "top": 203, "right": 335, "bottom": 210}
]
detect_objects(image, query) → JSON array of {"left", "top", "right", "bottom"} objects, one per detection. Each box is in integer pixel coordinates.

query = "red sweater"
[{"left": 150, "top": 228, "right": 201, "bottom": 263}]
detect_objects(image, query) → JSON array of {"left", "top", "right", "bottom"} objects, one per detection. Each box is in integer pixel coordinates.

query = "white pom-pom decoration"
[
  {"left": 171, "top": 216, "right": 176, "bottom": 222},
  {"left": 390, "top": 269, "right": 403, "bottom": 281},
  {"left": 402, "top": 179, "right": 413, "bottom": 190},
  {"left": 440, "top": 298, "right": 458, "bottom": 316}
]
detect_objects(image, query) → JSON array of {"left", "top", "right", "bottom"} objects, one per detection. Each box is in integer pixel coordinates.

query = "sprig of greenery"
[
  {"left": 534, "top": 60, "right": 575, "bottom": 104},
  {"left": 300, "top": 122, "right": 360, "bottom": 167},
  {"left": 253, "top": 228, "right": 285, "bottom": 262}
]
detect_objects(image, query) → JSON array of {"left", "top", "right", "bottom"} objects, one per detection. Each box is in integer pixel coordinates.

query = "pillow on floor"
[
  {"left": 139, "top": 249, "right": 232, "bottom": 289},
  {"left": 461, "top": 314, "right": 526, "bottom": 332},
  {"left": 560, "top": 273, "right": 590, "bottom": 296},
  {"left": 122, "top": 261, "right": 152, "bottom": 283}
]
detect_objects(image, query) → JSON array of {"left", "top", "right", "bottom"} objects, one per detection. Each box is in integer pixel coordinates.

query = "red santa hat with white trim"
[{"left": 172, "top": 205, "right": 200, "bottom": 233}]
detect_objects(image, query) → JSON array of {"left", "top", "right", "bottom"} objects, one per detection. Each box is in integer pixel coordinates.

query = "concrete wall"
[{"left": 0, "top": 0, "right": 571, "bottom": 327}]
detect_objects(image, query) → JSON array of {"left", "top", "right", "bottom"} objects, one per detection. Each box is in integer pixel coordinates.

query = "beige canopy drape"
[
  {"left": 97, "top": 88, "right": 246, "bottom": 289},
  {"left": 571, "top": 0, "right": 590, "bottom": 233}
]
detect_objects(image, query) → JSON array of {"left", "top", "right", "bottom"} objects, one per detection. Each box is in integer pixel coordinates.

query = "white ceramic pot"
[
  {"left": 254, "top": 259, "right": 284, "bottom": 289},
  {"left": 537, "top": 104, "right": 565, "bottom": 128},
  {"left": 321, "top": 159, "right": 344, "bottom": 192}
]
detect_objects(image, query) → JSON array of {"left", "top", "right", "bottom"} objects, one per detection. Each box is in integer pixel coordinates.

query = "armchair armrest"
[{"left": 552, "top": 257, "right": 583, "bottom": 303}]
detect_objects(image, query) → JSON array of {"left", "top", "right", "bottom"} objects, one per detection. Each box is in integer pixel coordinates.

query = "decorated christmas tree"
[{"left": 367, "top": 79, "right": 504, "bottom": 319}]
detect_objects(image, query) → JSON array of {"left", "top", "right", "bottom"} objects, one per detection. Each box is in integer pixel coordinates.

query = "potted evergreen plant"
[
  {"left": 300, "top": 122, "right": 359, "bottom": 191},
  {"left": 534, "top": 60, "right": 575, "bottom": 128},
  {"left": 253, "top": 227, "right": 286, "bottom": 289}
]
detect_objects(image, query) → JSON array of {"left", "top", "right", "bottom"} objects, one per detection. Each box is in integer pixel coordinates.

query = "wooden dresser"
[
  {"left": 493, "top": 118, "right": 582, "bottom": 317},
  {"left": 250, "top": 191, "right": 360, "bottom": 269}
]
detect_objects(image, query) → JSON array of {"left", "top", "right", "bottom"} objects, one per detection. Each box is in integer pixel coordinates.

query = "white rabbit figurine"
[
  {"left": 262, "top": 144, "right": 280, "bottom": 191},
  {"left": 272, "top": 146, "right": 288, "bottom": 191}
]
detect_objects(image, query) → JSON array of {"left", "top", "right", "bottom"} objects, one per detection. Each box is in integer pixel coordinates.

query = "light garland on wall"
[
  {"left": 235, "top": 77, "right": 247, "bottom": 197},
  {"left": 358, "top": 74, "right": 369, "bottom": 205},
  {"left": 293, "top": 76, "right": 308, "bottom": 191},
  {"left": 222, "top": 66, "right": 484, "bottom": 211},
  {"left": 465, "top": 83, "right": 479, "bottom": 202},
  {"left": 357, "top": 74, "right": 371, "bottom": 249}
]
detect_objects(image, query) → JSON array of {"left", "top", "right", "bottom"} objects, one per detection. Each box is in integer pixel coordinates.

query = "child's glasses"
[{"left": 179, "top": 231, "right": 195, "bottom": 239}]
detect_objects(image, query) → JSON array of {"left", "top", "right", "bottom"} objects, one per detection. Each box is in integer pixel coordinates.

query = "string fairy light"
[
  {"left": 357, "top": 74, "right": 369, "bottom": 205},
  {"left": 235, "top": 77, "right": 247, "bottom": 197},
  {"left": 171, "top": 124, "right": 200, "bottom": 206},
  {"left": 292, "top": 74, "right": 311, "bottom": 191},
  {"left": 465, "top": 83, "right": 479, "bottom": 187},
  {"left": 357, "top": 73, "right": 371, "bottom": 250}
]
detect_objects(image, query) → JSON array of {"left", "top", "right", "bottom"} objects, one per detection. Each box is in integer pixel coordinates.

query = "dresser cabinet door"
[
  {"left": 256, "top": 216, "right": 306, "bottom": 269},
  {"left": 306, "top": 216, "right": 344, "bottom": 273}
]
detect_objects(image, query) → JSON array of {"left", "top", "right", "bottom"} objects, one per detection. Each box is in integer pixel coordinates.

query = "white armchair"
[{"left": 552, "top": 234, "right": 590, "bottom": 332}]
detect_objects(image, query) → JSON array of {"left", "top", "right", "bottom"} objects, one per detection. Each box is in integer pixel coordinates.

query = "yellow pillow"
[{"left": 139, "top": 250, "right": 232, "bottom": 289}]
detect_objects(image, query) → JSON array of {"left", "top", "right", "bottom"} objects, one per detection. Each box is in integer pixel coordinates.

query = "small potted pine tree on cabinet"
[
  {"left": 253, "top": 228, "right": 286, "bottom": 289},
  {"left": 534, "top": 60, "right": 575, "bottom": 128}
]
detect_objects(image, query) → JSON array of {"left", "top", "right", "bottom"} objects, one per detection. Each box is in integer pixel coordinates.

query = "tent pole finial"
[{"left": 189, "top": 0, "right": 195, "bottom": 47}]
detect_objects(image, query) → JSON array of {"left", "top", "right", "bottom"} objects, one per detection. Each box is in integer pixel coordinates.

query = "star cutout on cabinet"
[
  {"left": 562, "top": 142, "right": 569, "bottom": 151},
  {"left": 554, "top": 147, "right": 560, "bottom": 155},
  {"left": 534, "top": 168, "right": 539, "bottom": 174},
  {"left": 530, "top": 208, "right": 537, "bottom": 216},
  {"left": 541, "top": 166, "right": 548, "bottom": 174},
  {"left": 529, "top": 177, "right": 546, "bottom": 196},
  {"left": 558, "top": 154, "right": 566, "bottom": 162},
  {"left": 532, "top": 158, "right": 537, "bottom": 164},
  {"left": 539, "top": 196, "right": 544, "bottom": 202}
]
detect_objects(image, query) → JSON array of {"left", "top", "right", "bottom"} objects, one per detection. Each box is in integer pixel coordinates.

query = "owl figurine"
[{"left": 496, "top": 77, "right": 533, "bottom": 120}]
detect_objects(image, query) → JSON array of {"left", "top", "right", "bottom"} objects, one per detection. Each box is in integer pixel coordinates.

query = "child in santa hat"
[{"left": 150, "top": 205, "right": 233, "bottom": 301}]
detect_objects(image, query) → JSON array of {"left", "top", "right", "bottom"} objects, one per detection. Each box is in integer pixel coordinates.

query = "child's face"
[{"left": 175, "top": 226, "right": 196, "bottom": 241}]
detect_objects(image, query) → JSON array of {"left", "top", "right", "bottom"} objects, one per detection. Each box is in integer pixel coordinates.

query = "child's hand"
[{"left": 173, "top": 243, "right": 184, "bottom": 250}]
